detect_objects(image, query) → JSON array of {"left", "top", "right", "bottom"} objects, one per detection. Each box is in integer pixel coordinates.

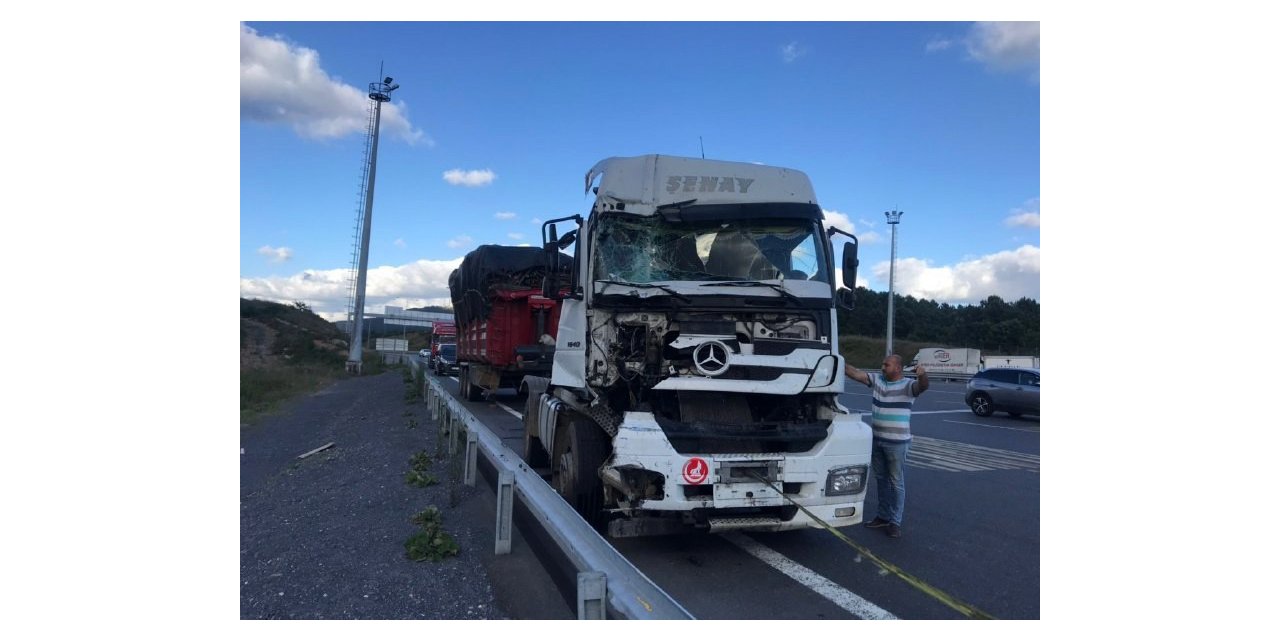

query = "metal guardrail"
[{"left": 416, "top": 365, "right": 695, "bottom": 620}]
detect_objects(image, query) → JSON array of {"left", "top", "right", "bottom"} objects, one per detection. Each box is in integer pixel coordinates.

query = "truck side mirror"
[
  {"left": 842, "top": 241, "right": 859, "bottom": 293},
  {"left": 540, "top": 215, "right": 584, "bottom": 300},
  {"left": 543, "top": 223, "right": 560, "bottom": 299}
]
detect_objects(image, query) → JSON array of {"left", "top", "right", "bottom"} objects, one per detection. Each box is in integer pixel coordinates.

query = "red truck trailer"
[{"left": 448, "top": 245, "right": 571, "bottom": 401}]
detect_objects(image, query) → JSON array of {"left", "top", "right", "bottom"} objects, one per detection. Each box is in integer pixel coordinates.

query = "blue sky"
[{"left": 241, "top": 21, "right": 1039, "bottom": 320}]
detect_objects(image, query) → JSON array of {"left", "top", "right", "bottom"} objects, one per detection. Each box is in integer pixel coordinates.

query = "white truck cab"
[{"left": 523, "top": 154, "right": 870, "bottom": 536}]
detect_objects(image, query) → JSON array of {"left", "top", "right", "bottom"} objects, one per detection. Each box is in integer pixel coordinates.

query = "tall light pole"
[
  {"left": 884, "top": 210, "right": 904, "bottom": 357},
  {"left": 346, "top": 75, "right": 400, "bottom": 374}
]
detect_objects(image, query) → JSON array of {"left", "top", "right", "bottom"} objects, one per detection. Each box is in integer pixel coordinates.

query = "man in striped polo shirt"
[{"left": 845, "top": 354, "right": 929, "bottom": 538}]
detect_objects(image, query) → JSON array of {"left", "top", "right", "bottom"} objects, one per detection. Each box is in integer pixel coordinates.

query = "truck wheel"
[
  {"left": 522, "top": 391, "right": 549, "bottom": 469},
  {"left": 970, "top": 393, "right": 994, "bottom": 417},
  {"left": 552, "top": 416, "right": 609, "bottom": 528},
  {"left": 464, "top": 371, "right": 484, "bottom": 402}
]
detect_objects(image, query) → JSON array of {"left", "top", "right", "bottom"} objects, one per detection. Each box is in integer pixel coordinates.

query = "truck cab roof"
[{"left": 585, "top": 155, "right": 818, "bottom": 217}]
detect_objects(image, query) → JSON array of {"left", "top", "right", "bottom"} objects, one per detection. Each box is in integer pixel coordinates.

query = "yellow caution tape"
[{"left": 748, "top": 472, "right": 996, "bottom": 620}]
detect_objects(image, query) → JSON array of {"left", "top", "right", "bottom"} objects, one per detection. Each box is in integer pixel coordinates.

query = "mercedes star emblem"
[{"left": 693, "top": 341, "right": 730, "bottom": 377}]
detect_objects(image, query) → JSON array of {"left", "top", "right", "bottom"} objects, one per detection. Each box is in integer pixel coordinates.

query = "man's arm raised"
[{"left": 845, "top": 363, "right": 871, "bottom": 386}]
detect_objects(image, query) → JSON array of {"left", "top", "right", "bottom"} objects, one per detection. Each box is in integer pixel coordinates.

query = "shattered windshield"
[{"left": 592, "top": 215, "right": 829, "bottom": 284}]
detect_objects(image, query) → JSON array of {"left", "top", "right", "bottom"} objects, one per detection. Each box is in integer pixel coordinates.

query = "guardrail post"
[
  {"left": 464, "top": 431, "right": 478, "bottom": 487},
  {"left": 448, "top": 412, "right": 459, "bottom": 456},
  {"left": 577, "top": 571, "right": 607, "bottom": 620},
  {"left": 495, "top": 470, "right": 514, "bottom": 555}
]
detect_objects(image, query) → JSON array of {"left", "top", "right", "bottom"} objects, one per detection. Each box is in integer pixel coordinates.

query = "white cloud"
[
  {"left": 926, "top": 37, "right": 955, "bottom": 53},
  {"left": 394, "top": 238, "right": 406, "bottom": 248},
  {"left": 781, "top": 42, "right": 809, "bottom": 63},
  {"left": 446, "top": 235, "right": 473, "bottom": 249},
  {"left": 494, "top": 212, "right": 517, "bottom": 220},
  {"left": 239, "top": 24, "right": 428, "bottom": 144},
  {"left": 1005, "top": 213, "right": 1040, "bottom": 228},
  {"left": 257, "top": 245, "right": 293, "bottom": 263},
  {"left": 507, "top": 233, "right": 524, "bottom": 240},
  {"left": 1004, "top": 198, "right": 1040, "bottom": 228},
  {"left": 965, "top": 22, "right": 1039, "bottom": 80},
  {"left": 443, "top": 169, "right": 496, "bottom": 187},
  {"left": 871, "top": 245, "right": 1040, "bottom": 304},
  {"left": 823, "top": 209, "right": 883, "bottom": 244},
  {"left": 240, "top": 258, "right": 463, "bottom": 322},
  {"left": 530, "top": 217, "right": 543, "bottom": 225}
]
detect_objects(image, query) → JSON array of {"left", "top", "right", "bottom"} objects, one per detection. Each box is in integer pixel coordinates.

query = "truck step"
[{"left": 706, "top": 517, "right": 785, "bottom": 533}]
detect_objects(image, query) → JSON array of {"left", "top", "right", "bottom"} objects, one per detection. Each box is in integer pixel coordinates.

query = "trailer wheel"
[
  {"left": 522, "top": 390, "right": 549, "bottom": 469},
  {"left": 461, "top": 366, "right": 483, "bottom": 402},
  {"left": 552, "top": 416, "right": 609, "bottom": 528}
]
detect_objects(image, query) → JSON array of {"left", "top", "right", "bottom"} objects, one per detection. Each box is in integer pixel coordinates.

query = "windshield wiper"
[
  {"left": 700, "top": 280, "right": 803, "bottom": 305},
  {"left": 597, "top": 279, "right": 692, "bottom": 303}
]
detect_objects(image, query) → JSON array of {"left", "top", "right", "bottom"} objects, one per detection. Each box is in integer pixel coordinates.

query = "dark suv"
[
  {"left": 434, "top": 344, "right": 459, "bottom": 376},
  {"left": 965, "top": 367, "right": 1039, "bottom": 418}
]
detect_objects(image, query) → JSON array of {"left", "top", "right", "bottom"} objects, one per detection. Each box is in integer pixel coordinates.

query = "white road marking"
[
  {"left": 721, "top": 532, "right": 897, "bottom": 620},
  {"left": 495, "top": 403, "right": 523, "bottom": 420},
  {"left": 449, "top": 377, "right": 459, "bottom": 382},
  {"left": 906, "top": 435, "right": 1039, "bottom": 473},
  {"left": 906, "top": 409, "right": 973, "bottom": 415},
  {"left": 942, "top": 419, "right": 1039, "bottom": 433}
]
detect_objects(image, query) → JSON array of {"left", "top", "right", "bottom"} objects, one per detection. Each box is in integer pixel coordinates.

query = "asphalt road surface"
[{"left": 434, "top": 371, "right": 1040, "bottom": 620}]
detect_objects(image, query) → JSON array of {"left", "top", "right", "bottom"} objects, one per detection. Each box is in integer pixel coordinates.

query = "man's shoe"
[
  {"left": 865, "top": 517, "right": 891, "bottom": 529},
  {"left": 886, "top": 523, "right": 902, "bottom": 538}
]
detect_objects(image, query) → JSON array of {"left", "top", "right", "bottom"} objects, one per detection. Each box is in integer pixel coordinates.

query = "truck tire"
[
  {"left": 552, "top": 415, "right": 609, "bottom": 529},
  {"left": 522, "top": 390, "right": 549, "bottom": 469},
  {"left": 970, "top": 392, "right": 994, "bottom": 417},
  {"left": 462, "top": 366, "right": 484, "bottom": 402}
]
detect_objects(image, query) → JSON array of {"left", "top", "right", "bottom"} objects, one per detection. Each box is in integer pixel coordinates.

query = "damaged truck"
[
  {"left": 448, "top": 245, "right": 572, "bottom": 401},
  {"left": 520, "top": 154, "right": 872, "bottom": 537}
]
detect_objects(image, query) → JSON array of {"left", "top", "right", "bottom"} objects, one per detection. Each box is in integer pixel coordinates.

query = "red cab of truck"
[{"left": 429, "top": 320, "right": 456, "bottom": 360}]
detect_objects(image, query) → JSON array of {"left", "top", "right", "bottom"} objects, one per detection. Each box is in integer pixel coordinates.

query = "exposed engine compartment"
[{"left": 584, "top": 309, "right": 839, "bottom": 454}]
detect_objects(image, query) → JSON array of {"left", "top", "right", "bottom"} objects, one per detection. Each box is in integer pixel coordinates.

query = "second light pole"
[{"left": 884, "top": 210, "right": 904, "bottom": 357}]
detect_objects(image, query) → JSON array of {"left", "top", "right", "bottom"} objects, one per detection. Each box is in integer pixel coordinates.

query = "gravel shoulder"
[{"left": 240, "top": 369, "right": 564, "bottom": 619}]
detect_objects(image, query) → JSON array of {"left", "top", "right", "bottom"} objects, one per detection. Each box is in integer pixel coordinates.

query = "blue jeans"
[{"left": 871, "top": 439, "right": 910, "bottom": 525}]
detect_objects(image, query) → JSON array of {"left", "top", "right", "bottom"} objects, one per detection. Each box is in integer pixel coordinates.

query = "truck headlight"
[
  {"left": 806, "top": 355, "right": 837, "bottom": 389},
  {"left": 825, "top": 465, "right": 868, "bottom": 496}
]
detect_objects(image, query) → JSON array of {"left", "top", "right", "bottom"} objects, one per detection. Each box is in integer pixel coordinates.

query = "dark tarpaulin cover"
[{"left": 448, "top": 245, "right": 572, "bottom": 325}]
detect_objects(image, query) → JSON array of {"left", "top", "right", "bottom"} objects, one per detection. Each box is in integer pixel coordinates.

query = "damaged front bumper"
[{"left": 605, "top": 410, "right": 873, "bottom": 534}]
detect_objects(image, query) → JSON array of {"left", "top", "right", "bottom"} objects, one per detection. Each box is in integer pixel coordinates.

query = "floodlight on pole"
[{"left": 884, "top": 210, "right": 903, "bottom": 357}]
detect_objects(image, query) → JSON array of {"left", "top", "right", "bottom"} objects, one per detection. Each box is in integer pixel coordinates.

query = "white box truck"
[
  {"left": 984, "top": 355, "right": 1039, "bottom": 369},
  {"left": 907, "top": 347, "right": 982, "bottom": 379}
]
